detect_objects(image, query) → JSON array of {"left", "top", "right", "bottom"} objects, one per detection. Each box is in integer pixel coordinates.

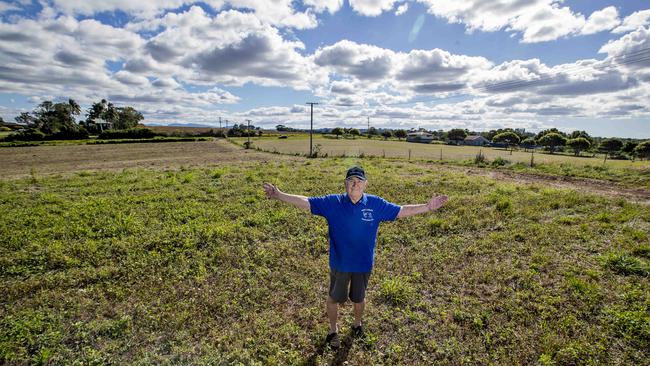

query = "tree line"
[
  {"left": 4, "top": 99, "right": 144, "bottom": 141},
  {"left": 309, "top": 126, "right": 650, "bottom": 160}
]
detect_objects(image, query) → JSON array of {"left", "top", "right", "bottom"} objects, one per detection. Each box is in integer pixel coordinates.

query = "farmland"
[
  {"left": 1, "top": 139, "right": 649, "bottom": 365},
  {"left": 233, "top": 135, "right": 650, "bottom": 189}
]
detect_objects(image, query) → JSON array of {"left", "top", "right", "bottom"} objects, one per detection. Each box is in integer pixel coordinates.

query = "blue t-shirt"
[{"left": 308, "top": 193, "right": 401, "bottom": 272}]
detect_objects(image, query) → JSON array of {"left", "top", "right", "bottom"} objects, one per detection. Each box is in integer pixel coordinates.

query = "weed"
[{"left": 603, "top": 253, "right": 649, "bottom": 276}]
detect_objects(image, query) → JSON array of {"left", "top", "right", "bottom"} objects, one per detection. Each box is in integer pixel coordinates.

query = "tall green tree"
[
  {"left": 367, "top": 126, "right": 378, "bottom": 139},
  {"left": 622, "top": 141, "right": 638, "bottom": 154},
  {"left": 33, "top": 100, "right": 80, "bottom": 134},
  {"left": 15, "top": 112, "right": 35, "bottom": 126},
  {"left": 566, "top": 137, "right": 591, "bottom": 156},
  {"left": 492, "top": 132, "right": 521, "bottom": 147},
  {"left": 331, "top": 127, "right": 343, "bottom": 139},
  {"left": 447, "top": 128, "right": 467, "bottom": 142},
  {"left": 349, "top": 128, "right": 360, "bottom": 139},
  {"left": 537, "top": 133, "right": 567, "bottom": 154},
  {"left": 633, "top": 141, "right": 650, "bottom": 160},
  {"left": 536, "top": 128, "right": 566, "bottom": 140},
  {"left": 394, "top": 129, "right": 407, "bottom": 141},
  {"left": 381, "top": 130, "right": 392, "bottom": 140},
  {"left": 114, "top": 107, "right": 144, "bottom": 130},
  {"left": 599, "top": 138, "right": 623, "bottom": 156}
]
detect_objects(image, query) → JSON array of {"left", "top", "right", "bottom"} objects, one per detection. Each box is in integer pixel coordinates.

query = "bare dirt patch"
[{"left": 0, "top": 139, "right": 296, "bottom": 178}]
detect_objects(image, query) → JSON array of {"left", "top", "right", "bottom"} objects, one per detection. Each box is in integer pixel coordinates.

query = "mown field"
[{"left": 1, "top": 143, "right": 649, "bottom": 365}]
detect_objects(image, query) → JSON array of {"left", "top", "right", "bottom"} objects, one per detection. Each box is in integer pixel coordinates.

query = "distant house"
[
  {"left": 464, "top": 135, "right": 490, "bottom": 146},
  {"left": 407, "top": 131, "right": 434, "bottom": 143},
  {"left": 94, "top": 118, "right": 111, "bottom": 131}
]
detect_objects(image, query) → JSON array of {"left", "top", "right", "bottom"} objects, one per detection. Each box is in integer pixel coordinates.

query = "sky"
[{"left": 0, "top": 1, "right": 649, "bottom": 138}]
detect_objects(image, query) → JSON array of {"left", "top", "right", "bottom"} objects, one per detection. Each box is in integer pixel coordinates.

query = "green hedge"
[{"left": 97, "top": 128, "right": 159, "bottom": 139}]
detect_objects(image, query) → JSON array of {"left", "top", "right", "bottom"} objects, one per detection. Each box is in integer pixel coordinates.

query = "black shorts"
[{"left": 329, "top": 268, "right": 371, "bottom": 304}]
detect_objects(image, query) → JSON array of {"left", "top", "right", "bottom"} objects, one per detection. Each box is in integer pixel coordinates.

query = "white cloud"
[
  {"left": 581, "top": 6, "right": 620, "bottom": 35},
  {"left": 349, "top": 0, "right": 398, "bottom": 17},
  {"left": 418, "top": 0, "right": 620, "bottom": 43},
  {"left": 612, "top": 9, "right": 650, "bottom": 34},
  {"left": 0, "top": 2, "right": 21, "bottom": 13},
  {"left": 395, "top": 3, "right": 408, "bottom": 16},
  {"left": 302, "top": 0, "right": 343, "bottom": 14}
]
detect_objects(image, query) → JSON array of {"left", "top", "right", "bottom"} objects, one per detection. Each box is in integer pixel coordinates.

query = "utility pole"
[
  {"left": 225, "top": 119, "right": 228, "bottom": 129},
  {"left": 367, "top": 116, "right": 370, "bottom": 138},
  {"left": 219, "top": 116, "right": 222, "bottom": 129},
  {"left": 306, "top": 102, "right": 318, "bottom": 157},
  {"left": 246, "top": 119, "right": 252, "bottom": 147}
]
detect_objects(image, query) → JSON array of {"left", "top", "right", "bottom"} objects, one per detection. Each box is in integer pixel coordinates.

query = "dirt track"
[{"left": 1, "top": 140, "right": 648, "bottom": 204}]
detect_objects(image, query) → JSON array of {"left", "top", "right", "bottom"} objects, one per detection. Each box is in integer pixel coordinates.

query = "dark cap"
[{"left": 345, "top": 166, "right": 366, "bottom": 181}]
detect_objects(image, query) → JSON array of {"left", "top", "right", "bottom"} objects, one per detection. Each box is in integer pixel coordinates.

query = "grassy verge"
[{"left": 1, "top": 157, "right": 648, "bottom": 364}]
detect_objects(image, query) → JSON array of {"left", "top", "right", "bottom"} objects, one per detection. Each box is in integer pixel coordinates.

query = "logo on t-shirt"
[{"left": 361, "top": 209, "right": 374, "bottom": 222}]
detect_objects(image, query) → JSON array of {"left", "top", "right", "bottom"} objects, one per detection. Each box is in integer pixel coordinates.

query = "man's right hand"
[{"left": 263, "top": 182, "right": 280, "bottom": 199}]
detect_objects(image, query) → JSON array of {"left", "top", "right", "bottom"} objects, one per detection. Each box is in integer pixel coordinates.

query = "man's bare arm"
[
  {"left": 397, "top": 194, "right": 448, "bottom": 219},
  {"left": 263, "top": 182, "right": 310, "bottom": 211}
]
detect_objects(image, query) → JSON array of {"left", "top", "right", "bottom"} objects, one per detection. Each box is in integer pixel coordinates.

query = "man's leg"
[
  {"left": 326, "top": 296, "right": 339, "bottom": 334},
  {"left": 353, "top": 300, "right": 365, "bottom": 327}
]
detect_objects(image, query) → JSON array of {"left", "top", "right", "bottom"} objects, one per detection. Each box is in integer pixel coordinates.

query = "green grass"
[
  {"left": 232, "top": 136, "right": 650, "bottom": 188},
  {"left": 1, "top": 157, "right": 649, "bottom": 364}
]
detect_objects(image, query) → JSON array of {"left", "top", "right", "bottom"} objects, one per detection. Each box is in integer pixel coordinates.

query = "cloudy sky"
[{"left": 1, "top": 0, "right": 649, "bottom": 138}]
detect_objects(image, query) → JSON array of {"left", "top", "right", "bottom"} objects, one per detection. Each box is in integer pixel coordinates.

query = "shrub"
[
  {"left": 474, "top": 150, "right": 487, "bottom": 164},
  {"left": 378, "top": 277, "right": 415, "bottom": 306},
  {"left": 2, "top": 128, "right": 46, "bottom": 142},
  {"left": 49, "top": 128, "right": 89, "bottom": 140},
  {"left": 491, "top": 156, "right": 509, "bottom": 167},
  {"left": 98, "top": 128, "right": 158, "bottom": 139}
]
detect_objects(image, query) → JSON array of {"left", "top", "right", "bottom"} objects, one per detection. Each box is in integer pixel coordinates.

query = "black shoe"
[
  {"left": 352, "top": 325, "right": 364, "bottom": 338},
  {"left": 326, "top": 332, "right": 340, "bottom": 349}
]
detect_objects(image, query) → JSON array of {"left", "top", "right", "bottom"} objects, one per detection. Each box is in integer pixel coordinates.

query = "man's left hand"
[{"left": 427, "top": 195, "right": 449, "bottom": 211}]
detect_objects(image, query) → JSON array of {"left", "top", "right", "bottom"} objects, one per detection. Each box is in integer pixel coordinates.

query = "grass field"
[
  {"left": 1, "top": 141, "right": 648, "bottom": 365},
  {"left": 233, "top": 136, "right": 650, "bottom": 189}
]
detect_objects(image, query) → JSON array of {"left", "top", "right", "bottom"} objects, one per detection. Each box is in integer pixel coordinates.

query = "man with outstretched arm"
[{"left": 262, "top": 166, "right": 448, "bottom": 349}]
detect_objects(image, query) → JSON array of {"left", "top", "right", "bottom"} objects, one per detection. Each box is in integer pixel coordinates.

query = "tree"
[
  {"left": 394, "top": 129, "right": 407, "bottom": 141},
  {"left": 600, "top": 138, "right": 623, "bottom": 156},
  {"left": 492, "top": 132, "right": 521, "bottom": 147},
  {"left": 566, "top": 137, "right": 591, "bottom": 156},
  {"left": 622, "top": 141, "right": 638, "bottom": 154},
  {"left": 535, "top": 128, "right": 566, "bottom": 140},
  {"left": 367, "top": 126, "right": 378, "bottom": 139},
  {"left": 521, "top": 137, "right": 536, "bottom": 148},
  {"left": 537, "top": 133, "right": 567, "bottom": 154},
  {"left": 114, "top": 106, "right": 144, "bottom": 130},
  {"left": 331, "top": 127, "right": 344, "bottom": 139},
  {"left": 447, "top": 128, "right": 467, "bottom": 142},
  {"left": 633, "top": 141, "right": 650, "bottom": 160},
  {"left": 382, "top": 130, "right": 393, "bottom": 140},
  {"left": 33, "top": 100, "right": 79, "bottom": 134},
  {"left": 15, "top": 112, "right": 35, "bottom": 126},
  {"left": 349, "top": 128, "right": 360, "bottom": 139},
  {"left": 569, "top": 130, "right": 593, "bottom": 145}
]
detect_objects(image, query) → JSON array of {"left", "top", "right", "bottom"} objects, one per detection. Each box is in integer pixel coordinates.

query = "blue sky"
[{"left": 1, "top": 0, "right": 649, "bottom": 138}]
